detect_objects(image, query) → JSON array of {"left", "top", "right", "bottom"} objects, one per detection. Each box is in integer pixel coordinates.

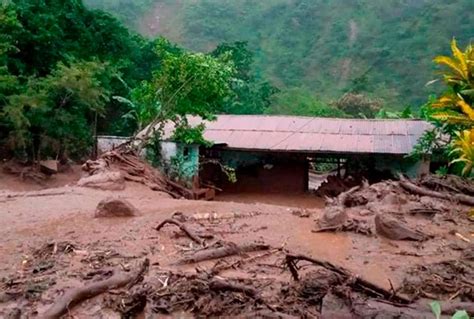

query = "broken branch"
[{"left": 156, "top": 218, "right": 205, "bottom": 245}]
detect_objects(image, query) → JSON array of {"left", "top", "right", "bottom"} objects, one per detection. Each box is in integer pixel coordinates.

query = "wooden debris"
[
  {"left": 211, "top": 248, "right": 281, "bottom": 274},
  {"left": 0, "top": 188, "right": 76, "bottom": 199},
  {"left": 338, "top": 179, "right": 369, "bottom": 207},
  {"left": 177, "top": 242, "right": 270, "bottom": 264},
  {"left": 209, "top": 278, "right": 258, "bottom": 297},
  {"left": 156, "top": 218, "right": 205, "bottom": 245},
  {"left": 313, "top": 207, "right": 372, "bottom": 235},
  {"left": 455, "top": 232, "right": 471, "bottom": 243},
  {"left": 172, "top": 210, "right": 263, "bottom": 222},
  {"left": 399, "top": 175, "right": 474, "bottom": 206},
  {"left": 82, "top": 149, "right": 194, "bottom": 199},
  {"left": 285, "top": 254, "right": 411, "bottom": 304},
  {"left": 41, "top": 258, "right": 149, "bottom": 319}
]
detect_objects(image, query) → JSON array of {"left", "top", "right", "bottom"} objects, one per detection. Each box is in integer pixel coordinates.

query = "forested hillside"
[
  {"left": 85, "top": 0, "right": 474, "bottom": 110},
  {"left": 2, "top": 0, "right": 473, "bottom": 175}
]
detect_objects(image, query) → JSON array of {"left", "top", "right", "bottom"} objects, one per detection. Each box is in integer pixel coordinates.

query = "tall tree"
[
  {"left": 139, "top": 38, "right": 235, "bottom": 145},
  {"left": 211, "top": 41, "right": 277, "bottom": 115}
]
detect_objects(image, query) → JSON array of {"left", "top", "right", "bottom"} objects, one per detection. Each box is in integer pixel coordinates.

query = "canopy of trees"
[{"left": 0, "top": 1, "right": 282, "bottom": 160}]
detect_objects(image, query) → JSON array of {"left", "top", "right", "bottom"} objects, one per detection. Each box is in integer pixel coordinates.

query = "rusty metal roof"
[{"left": 154, "top": 115, "right": 433, "bottom": 155}]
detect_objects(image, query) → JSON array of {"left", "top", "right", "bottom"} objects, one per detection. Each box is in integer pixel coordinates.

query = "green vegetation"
[
  {"left": 1, "top": 0, "right": 473, "bottom": 179},
  {"left": 85, "top": 0, "right": 474, "bottom": 111},
  {"left": 266, "top": 88, "right": 344, "bottom": 118},
  {"left": 0, "top": 0, "right": 160, "bottom": 160},
  {"left": 421, "top": 40, "right": 474, "bottom": 176},
  {"left": 0, "top": 1, "right": 237, "bottom": 160},
  {"left": 430, "top": 300, "right": 470, "bottom": 319},
  {"left": 83, "top": 0, "right": 154, "bottom": 30},
  {"left": 139, "top": 38, "right": 235, "bottom": 146}
]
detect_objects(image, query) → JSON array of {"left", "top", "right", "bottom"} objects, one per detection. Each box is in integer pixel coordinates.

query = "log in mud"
[
  {"left": 399, "top": 175, "right": 474, "bottom": 206},
  {"left": 41, "top": 259, "right": 149, "bottom": 319}
]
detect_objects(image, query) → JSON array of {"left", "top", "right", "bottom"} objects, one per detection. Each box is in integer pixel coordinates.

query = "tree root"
[
  {"left": 41, "top": 258, "right": 149, "bottom": 319},
  {"left": 156, "top": 218, "right": 205, "bottom": 245}
]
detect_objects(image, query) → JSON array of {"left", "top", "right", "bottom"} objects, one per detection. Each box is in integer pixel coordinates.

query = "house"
[{"left": 141, "top": 115, "right": 433, "bottom": 194}]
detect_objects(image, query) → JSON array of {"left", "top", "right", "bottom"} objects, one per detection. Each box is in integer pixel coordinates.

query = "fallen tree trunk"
[
  {"left": 177, "top": 211, "right": 263, "bottom": 221},
  {"left": 41, "top": 259, "right": 149, "bottom": 319},
  {"left": 156, "top": 218, "right": 205, "bottom": 245},
  {"left": 0, "top": 189, "right": 76, "bottom": 199},
  {"left": 285, "top": 254, "right": 410, "bottom": 304},
  {"left": 399, "top": 175, "right": 474, "bottom": 206},
  {"left": 177, "top": 242, "right": 270, "bottom": 264}
]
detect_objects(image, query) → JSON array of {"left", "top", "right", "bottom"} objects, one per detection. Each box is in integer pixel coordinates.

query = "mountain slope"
[{"left": 85, "top": 0, "right": 474, "bottom": 109}]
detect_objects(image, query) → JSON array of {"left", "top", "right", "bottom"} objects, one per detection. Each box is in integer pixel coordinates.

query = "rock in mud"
[
  {"left": 317, "top": 206, "right": 348, "bottom": 229},
  {"left": 39, "top": 160, "right": 58, "bottom": 175},
  {"left": 77, "top": 171, "right": 125, "bottom": 191},
  {"left": 374, "top": 214, "right": 428, "bottom": 241},
  {"left": 95, "top": 197, "right": 138, "bottom": 218}
]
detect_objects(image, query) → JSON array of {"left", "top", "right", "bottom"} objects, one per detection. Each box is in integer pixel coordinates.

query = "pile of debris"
[
  {"left": 314, "top": 175, "right": 360, "bottom": 197},
  {"left": 4, "top": 209, "right": 472, "bottom": 318},
  {"left": 313, "top": 174, "right": 474, "bottom": 307},
  {"left": 79, "top": 148, "right": 194, "bottom": 199},
  {"left": 314, "top": 174, "right": 474, "bottom": 238}
]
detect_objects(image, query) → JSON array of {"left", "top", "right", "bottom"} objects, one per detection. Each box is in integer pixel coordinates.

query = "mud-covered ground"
[{"left": 0, "top": 167, "right": 472, "bottom": 318}]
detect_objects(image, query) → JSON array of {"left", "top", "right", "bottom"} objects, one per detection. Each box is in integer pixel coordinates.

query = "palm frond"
[
  {"left": 434, "top": 56, "right": 466, "bottom": 80},
  {"left": 431, "top": 112, "right": 472, "bottom": 125},
  {"left": 457, "top": 99, "right": 474, "bottom": 121},
  {"left": 450, "top": 38, "right": 469, "bottom": 79}
]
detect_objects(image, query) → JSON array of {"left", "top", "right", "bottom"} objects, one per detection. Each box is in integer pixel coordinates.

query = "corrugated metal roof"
[{"left": 152, "top": 115, "right": 433, "bottom": 155}]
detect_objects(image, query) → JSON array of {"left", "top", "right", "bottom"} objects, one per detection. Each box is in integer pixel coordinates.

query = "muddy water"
[
  {"left": 217, "top": 192, "right": 325, "bottom": 209},
  {"left": 0, "top": 178, "right": 422, "bottom": 292}
]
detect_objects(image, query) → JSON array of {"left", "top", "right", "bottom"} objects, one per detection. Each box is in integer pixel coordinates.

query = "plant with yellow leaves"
[{"left": 432, "top": 39, "right": 474, "bottom": 176}]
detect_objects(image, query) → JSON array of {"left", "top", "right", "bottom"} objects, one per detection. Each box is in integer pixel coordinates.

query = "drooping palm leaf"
[{"left": 450, "top": 129, "right": 474, "bottom": 176}]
